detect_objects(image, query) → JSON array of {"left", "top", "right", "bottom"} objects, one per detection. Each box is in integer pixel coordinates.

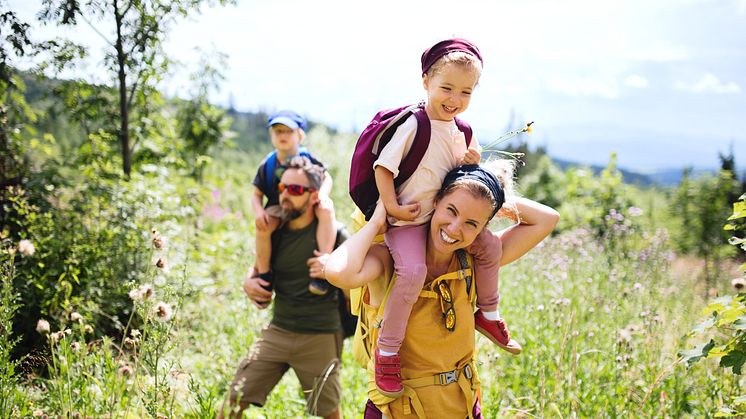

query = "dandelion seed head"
[
  {"left": 153, "top": 301, "right": 173, "bottom": 322},
  {"left": 36, "top": 319, "right": 50, "bottom": 335},
  {"left": 732, "top": 277, "right": 746, "bottom": 292},
  {"left": 17, "top": 239, "right": 35, "bottom": 256}
]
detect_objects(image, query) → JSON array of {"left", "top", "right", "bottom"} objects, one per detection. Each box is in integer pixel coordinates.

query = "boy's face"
[
  {"left": 269, "top": 124, "right": 302, "bottom": 154},
  {"left": 422, "top": 62, "right": 480, "bottom": 121}
]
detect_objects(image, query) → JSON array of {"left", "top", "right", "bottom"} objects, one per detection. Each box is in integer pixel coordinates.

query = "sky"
[{"left": 8, "top": 0, "right": 746, "bottom": 172}]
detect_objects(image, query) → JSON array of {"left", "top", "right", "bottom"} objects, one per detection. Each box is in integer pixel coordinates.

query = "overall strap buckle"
[{"left": 438, "top": 369, "right": 459, "bottom": 385}]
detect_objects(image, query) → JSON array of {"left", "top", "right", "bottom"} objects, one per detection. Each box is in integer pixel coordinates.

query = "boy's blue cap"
[{"left": 267, "top": 110, "right": 307, "bottom": 131}]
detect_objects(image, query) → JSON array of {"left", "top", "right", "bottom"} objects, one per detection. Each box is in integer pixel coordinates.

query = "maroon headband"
[{"left": 421, "top": 38, "right": 483, "bottom": 75}]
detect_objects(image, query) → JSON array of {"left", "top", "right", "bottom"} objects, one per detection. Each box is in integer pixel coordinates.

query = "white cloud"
[
  {"left": 545, "top": 75, "right": 620, "bottom": 99},
  {"left": 624, "top": 74, "right": 649, "bottom": 88},
  {"left": 675, "top": 73, "right": 741, "bottom": 94}
]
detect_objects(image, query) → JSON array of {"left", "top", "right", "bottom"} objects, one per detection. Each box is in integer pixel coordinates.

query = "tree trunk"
[{"left": 114, "top": 0, "right": 131, "bottom": 178}]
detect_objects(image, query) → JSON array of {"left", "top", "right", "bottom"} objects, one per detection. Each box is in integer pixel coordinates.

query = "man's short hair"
[{"left": 286, "top": 156, "right": 324, "bottom": 190}]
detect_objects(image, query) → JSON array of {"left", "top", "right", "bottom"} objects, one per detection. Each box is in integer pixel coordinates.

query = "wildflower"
[
  {"left": 17, "top": 239, "right": 35, "bottom": 256},
  {"left": 153, "top": 301, "right": 173, "bottom": 322},
  {"left": 129, "top": 288, "right": 143, "bottom": 301},
  {"left": 70, "top": 312, "right": 83, "bottom": 323},
  {"left": 118, "top": 364, "right": 134, "bottom": 376},
  {"left": 63, "top": 328, "right": 72, "bottom": 336},
  {"left": 32, "top": 410, "right": 44, "bottom": 417},
  {"left": 152, "top": 235, "right": 164, "bottom": 250},
  {"left": 50, "top": 331, "right": 66, "bottom": 343},
  {"left": 617, "top": 328, "right": 632, "bottom": 344},
  {"left": 130, "top": 329, "right": 141, "bottom": 338},
  {"left": 84, "top": 325, "right": 94, "bottom": 334},
  {"left": 70, "top": 342, "right": 81, "bottom": 353},
  {"left": 628, "top": 207, "right": 643, "bottom": 217},
  {"left": 36, "top": 319, "right": 51, "bottom": 335},
  {"left": 124, "top": 337, "right": 137, "bottom": 349},
  {"left": 58, "top": 355, "right": 67, "bottom": 368},
  {"left": 633, "top": 283, "right": 642, "bottom": 290},
  {"left": 155, "top": 257, "right": 167, "bottom": 269},
  {"left": 140, "top": 284, "right": 154, "bottom": 300},
  {"left": 732, "top": 277, "right": 746, "bottom": 292},
  {"left": 536, "top": 304, "right": 545, "bottom": 312}
]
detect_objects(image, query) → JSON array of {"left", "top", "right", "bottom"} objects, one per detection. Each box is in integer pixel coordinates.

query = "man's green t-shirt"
[{"left": 270, "top": 219, "right": 346, "bottom": 334}]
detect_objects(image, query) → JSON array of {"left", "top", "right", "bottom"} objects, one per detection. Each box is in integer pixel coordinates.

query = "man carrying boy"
[
  {"left": 219, "top": 157, "right": 345, "bottom": 419},
  {"left": 252, "top": 110, "right": 336, "bottom": 295}
]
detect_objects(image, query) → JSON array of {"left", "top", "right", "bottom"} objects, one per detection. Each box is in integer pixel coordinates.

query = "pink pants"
[{"left": 378, "top": 224, "right": 503, "bottom": 353}]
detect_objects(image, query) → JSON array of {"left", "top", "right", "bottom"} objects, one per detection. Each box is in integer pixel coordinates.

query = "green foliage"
[{"left": 681, "top": 193, "right": 746, "bottom": 415}]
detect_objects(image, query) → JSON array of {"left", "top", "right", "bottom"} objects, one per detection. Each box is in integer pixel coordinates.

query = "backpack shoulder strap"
[
  {"left": 456, "top": 249, "right": 474, "bottom": 300},
  {"left": 374, "top": 276, "right": 397, "bottom": 328},
  {"left": 262, "top": 150, "right": 279, "bottom": 193},
  {"left": 395, "top": 104, "right": 431, "bottom": 189},
  {"left": 454, "top": 117, "right": 473, "bottom": 147}
]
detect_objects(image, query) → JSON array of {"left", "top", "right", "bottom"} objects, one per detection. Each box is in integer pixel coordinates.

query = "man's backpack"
[
  {"left": 348, "top": 102, "right": 473, "bottom": 220},
  {"left": 261, "top": 147, "right": 313, "bottom": 194}
]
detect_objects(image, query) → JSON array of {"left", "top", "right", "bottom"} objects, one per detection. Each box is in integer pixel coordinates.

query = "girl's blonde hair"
[{"left": 425, "top": 51, "right": 483, "bottom": 79}]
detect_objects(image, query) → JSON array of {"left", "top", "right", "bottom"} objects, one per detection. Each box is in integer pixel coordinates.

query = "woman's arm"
[
  {"left": 324, "top": 202, "right": 389, "bottom": 289},
  {"left": 497, "top": 197, "right": 560, "bottom": 266}
]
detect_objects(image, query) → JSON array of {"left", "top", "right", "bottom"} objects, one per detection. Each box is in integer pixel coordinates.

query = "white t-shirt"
[{"left": 373, "top": 114, "right": 479, "bottom": 226}]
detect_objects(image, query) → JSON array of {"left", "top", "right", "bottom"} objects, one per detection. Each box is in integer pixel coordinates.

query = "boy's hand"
[
  {"left": 386, "top": 201, "right": 421, "bottom": 222},
  {"left": 312, "top": 194, "right": 335, "bottom": 222},
  {"left": 255, "top": 208, "right": 271, "bottom": 231},
  {"left": 462, "top": 148, "right": 481, "bottom": 165}
]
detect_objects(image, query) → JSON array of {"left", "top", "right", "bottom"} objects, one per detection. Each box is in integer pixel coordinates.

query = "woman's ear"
[{"left": 422, "top": 74, "right": 429, "bottom": 90}]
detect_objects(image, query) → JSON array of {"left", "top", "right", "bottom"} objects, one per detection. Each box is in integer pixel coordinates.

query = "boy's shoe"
[
  {"left": 474, "top": 310, "right": 522, "bottom": 355},
  {"left": 374, "top": 349, "right": 403, "bottom": 398},
  {"left": 308, "top": 279, "right": 330, "bottom": 296},
  {"left": 258, "top": 271, "right": 274, "bottom": 292}
]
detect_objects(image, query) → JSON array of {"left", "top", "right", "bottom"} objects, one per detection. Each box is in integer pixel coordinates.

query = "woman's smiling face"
[{"left": 429, "top": 188, "right": 493, "bottom": 256}]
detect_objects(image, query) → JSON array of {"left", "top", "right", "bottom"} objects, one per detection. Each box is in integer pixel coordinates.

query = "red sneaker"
[
  {"left": 374, "top": 349, "right": 404, "bottom": 397},
  {"left": 474, "top": 310, "right": 522, "bottom": 355}
]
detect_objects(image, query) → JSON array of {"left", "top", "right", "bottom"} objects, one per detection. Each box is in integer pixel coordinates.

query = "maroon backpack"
[{"left": 349, "top": 102, "right": 473, "bottom": 220}]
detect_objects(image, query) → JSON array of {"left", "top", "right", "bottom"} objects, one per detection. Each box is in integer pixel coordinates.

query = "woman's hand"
[{"left": 307, "top": 250, "right": 329, "bottom": 279}]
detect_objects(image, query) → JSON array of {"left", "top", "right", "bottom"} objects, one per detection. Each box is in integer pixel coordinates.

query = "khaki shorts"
[{"left": 228, "top": 324, "right": 343, "bottom": 417}]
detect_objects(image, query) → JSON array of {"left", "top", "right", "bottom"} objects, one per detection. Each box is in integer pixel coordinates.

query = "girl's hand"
[
  {"left": 462, "top": 148, "right": 481, "bottom": 165},
  {"left": 387, "top": 201, "right": 421, "bottom": 222}
]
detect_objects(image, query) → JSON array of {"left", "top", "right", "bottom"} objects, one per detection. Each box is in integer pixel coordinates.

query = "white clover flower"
[
  {"left": 17, "top": 239, "right": 35, "bottom": 256},
  {"left": 36, "top": 319, "right": 51, "bottom": 335},
  {"left": 153, "top": 301, "right": 173, "bottom": 322}
]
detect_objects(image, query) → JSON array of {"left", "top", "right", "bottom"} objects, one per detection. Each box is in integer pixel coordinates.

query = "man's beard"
[{"left": 280, "top": 198, "right": 309, "bottom": 221}]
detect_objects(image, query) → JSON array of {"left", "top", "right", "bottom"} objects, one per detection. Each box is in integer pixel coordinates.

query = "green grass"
[{"left": 3, "top": 127, "right": 743, "bottom": 418}]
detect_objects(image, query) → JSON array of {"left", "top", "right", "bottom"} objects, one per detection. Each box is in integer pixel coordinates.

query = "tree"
[{"left": 39, "top": 0, "right": 234, "bottom": 177}]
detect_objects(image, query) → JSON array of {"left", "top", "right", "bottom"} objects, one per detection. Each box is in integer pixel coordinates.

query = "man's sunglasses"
[{"left": 278, "top": 182, "right": 316, "bottom": 196}]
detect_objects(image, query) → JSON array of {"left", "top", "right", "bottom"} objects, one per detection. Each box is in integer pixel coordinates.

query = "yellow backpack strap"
[
  {"left": 374, "top": 275, "right": 396, "bottom": 329},
  {"left": 455, "top": 249, "right": 474, "bottom": 299}
]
